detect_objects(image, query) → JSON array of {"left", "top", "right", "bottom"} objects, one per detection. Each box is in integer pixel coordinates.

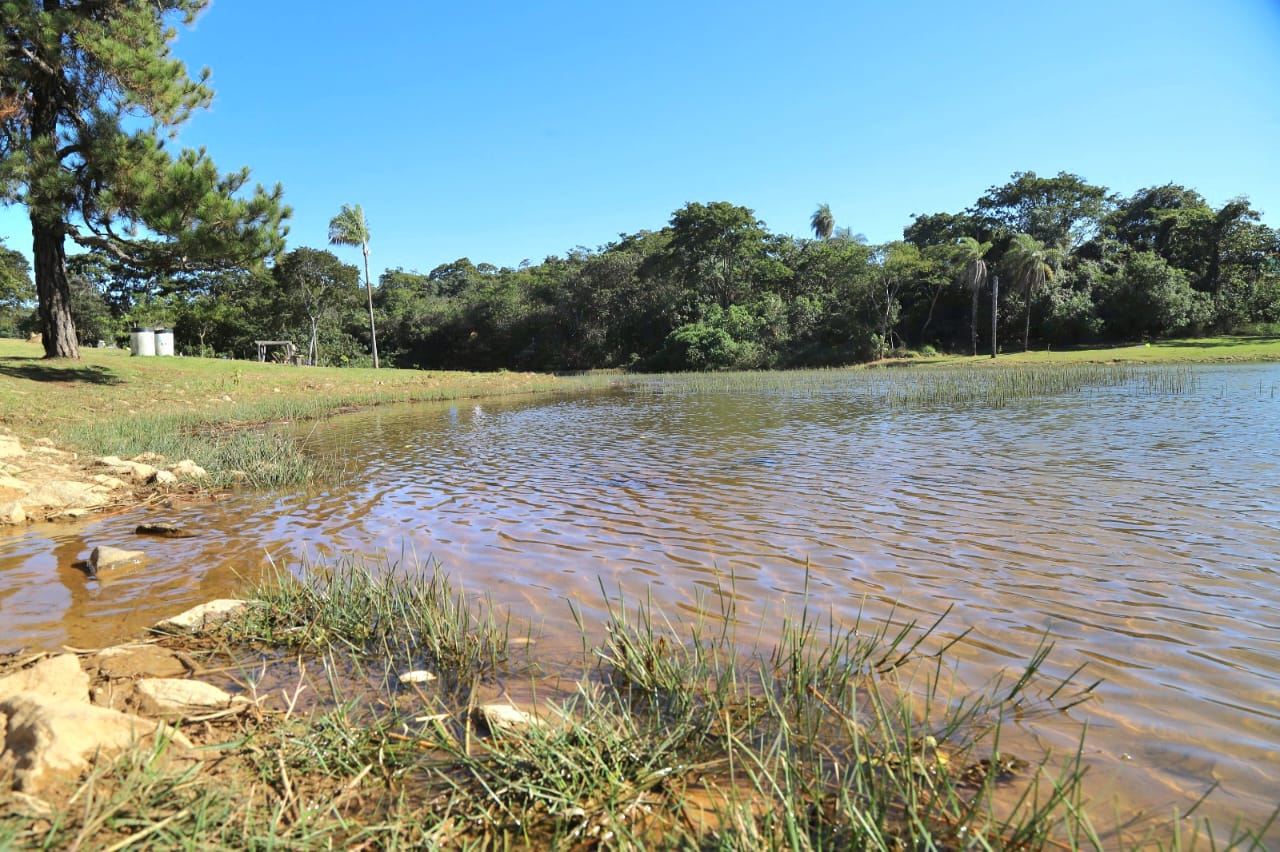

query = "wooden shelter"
[{"left": 254, "top": 340, "right": 300, "bottom": 364}]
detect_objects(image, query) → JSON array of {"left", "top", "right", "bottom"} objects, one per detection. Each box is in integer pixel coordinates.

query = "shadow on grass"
[{"left": 0, "top": 357, "right": 122, "bottom": 385}]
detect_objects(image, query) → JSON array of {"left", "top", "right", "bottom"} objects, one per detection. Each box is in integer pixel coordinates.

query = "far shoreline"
[{"left": 1, "top": 334, "right": 1277, "bottom": 528}]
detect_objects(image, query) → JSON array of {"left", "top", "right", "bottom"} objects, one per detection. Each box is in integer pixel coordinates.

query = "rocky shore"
[
  {"left": 0, "top": 601, "right": 249, "bottom": 796},
  {"left": 0, "top": 429, "right": 208, "bottom": 526}
]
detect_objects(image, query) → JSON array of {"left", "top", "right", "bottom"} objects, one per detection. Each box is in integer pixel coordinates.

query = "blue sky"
[{"left": 3, "top": 0, "right": 1279, "bottom": 275}]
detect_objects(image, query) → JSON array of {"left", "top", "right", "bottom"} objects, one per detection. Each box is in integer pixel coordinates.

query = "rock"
[
  {"left": 0, "top": 693, "right": 191, "bottom": 792},
  {"left": 92, "top": 644, "right": 189, "bottom": 680},
  {"left": 135, "top": 522, "right": 196, "bottom": 538},
  {"left": 28, "top": 445, "right": 72, "bottom": 459},
  {"left": 125, "top": 462, "right": 158, "bottom": 482},
  {"left": 152, "top": 599, "right": 249, "bottom": 634},
  {"left": 0, "top": 474, "right": 30, "bottom": 494},
  {"left": 91, "top": 474, "right": 130, "bottom": 491},
  {"left": 148, "top": 469, "right": 178, "bottom": 486},
  {"left": 96, "top": 455, "right": 126, "bottom": 468},
  {"left": 477, "top": 703, "right": 539, "bottom": 735},
  {"left": 170, "top": 459, "right": 208, "bottom": 480},
  {"left": 0, "top": 501, "right": 26, "bottom": 525},
  {"left": 132, "top": 452, "right": 166, "bottom": 464},
  {"left": 135, "top": 678, "right": 239, "bottom": 719},
  {"left": 24, "top": 480, "right": 109, "bottom": 510},
  {"left": 0, "top": 655, "right": 89, "bottom": 704},
  {"left": 399, "top": 670, "right": 438, "bottom": 684},
  {"left": 89, "top": 545, "right": 147, "bottom": 576},
  {"left": 0, "top": 435, "right": 24, "bottom": 459}
]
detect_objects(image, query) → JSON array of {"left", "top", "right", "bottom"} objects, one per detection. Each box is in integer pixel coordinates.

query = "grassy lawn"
[
  {"left": 0, "top": 337, "right": 572, "bottom": 444},
  {"left": 0, "top": 337, "right": 580, "bottom": 487}
]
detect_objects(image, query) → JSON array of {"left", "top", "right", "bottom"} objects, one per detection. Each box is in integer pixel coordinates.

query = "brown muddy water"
[{"left": 2, "top": 363, "right": 1278, "bottom": 840}]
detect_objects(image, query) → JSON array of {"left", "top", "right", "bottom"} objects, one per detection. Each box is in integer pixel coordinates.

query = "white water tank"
[
  {"left": 154, "top": 328, "right": 175, "bottom": 356},
  {"left": 130, "top": 327, "right": 155, "bottom": 357}
]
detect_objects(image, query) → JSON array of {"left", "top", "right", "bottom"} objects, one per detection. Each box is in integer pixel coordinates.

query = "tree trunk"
[
  {"left": 29, "top": 3, "right": 79, "bottom": 360},
  {"left": 32, "top": 218, "right": 80, "bottom": 359},
  {"left": 308, "top": 314, "right": 320, "bottom": 366},
  {"left": 970, "top": 285, "right": 979, "bottom": 357},
  {"left": 1023, "top": 277, "right": 1032, "bottom": 352},
  {"left": 990, "top": 274, "right": 999, "bottom": 359},
  {"left": 920, "top": 284, "right": 943, "bottom": 342},
  {"left": 362, "top": 246, "right": 379, "bottom": 369}
]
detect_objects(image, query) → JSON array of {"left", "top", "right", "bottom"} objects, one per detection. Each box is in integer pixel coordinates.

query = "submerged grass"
[
  {"left": 600, "top": 363, "right": 1199, "bottom": 409},
  {"left": 6, "top": 561, "right": 1272, "bottom": 849}
]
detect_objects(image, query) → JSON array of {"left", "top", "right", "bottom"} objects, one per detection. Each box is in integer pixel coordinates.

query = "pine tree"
[{"left": 0, "top": 1, "right": 289, "bottom": 359}]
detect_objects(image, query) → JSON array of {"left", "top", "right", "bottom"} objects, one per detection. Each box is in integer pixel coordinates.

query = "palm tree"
[
  {"left": 328, "top": 203, "right": 379, "bottom": 369},
  {"left": 810, "top": 203, "right": 835, "bottom": 241},
  {"left": 1004, "top": 233, "right": 1060, "bottom": 352},
  {"left": 957, "top": 237, "right": 991, "bottom": 357}
]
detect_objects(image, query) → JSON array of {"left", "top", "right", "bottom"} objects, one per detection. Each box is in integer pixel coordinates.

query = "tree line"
[
  {"left": 4, "top": 170, "right": 1279, "bottom": 371},
  {"left": 2, "top": 5, "right": 1276, "bottom": 369}
]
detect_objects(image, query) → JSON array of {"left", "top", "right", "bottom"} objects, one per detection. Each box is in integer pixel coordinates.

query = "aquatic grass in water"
[
  {"left": 7, "top": 562, "right": 1275, "bottom": 849},
  {"left": 604, "top": 363, "right": 1198, "bottom": 409},
  {"left": 225, "top": 564, "right": 1277, "bottom": 848},
  {"left": 228, "top": 558, "right": 512, "bottom": 692}
]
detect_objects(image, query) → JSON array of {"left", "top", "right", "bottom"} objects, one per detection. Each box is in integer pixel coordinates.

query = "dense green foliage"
[
  {"left": 15, "top": 167, "right": 1280, "bottom": 371},
  {"left": 0, "top": 0, "right": 288, "bottom": 359},
  {"left": 0, "top": 239, "right": 33, "bottom": 337}
]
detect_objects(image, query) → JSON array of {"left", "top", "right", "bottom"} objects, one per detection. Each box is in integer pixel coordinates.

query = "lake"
[{"left": 2, "top": 362, "right": 1277, "bottom": 841}]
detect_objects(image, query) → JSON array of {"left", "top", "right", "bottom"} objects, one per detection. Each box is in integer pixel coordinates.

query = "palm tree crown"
[
  {"left": 328, "top": 204, "right": 371, "bottom": 256},
  {"left": 1004, "top": 233, "right": 1061, "bottom": 352},
  {"left": 810, "top": 203, "right": 835, "bottom": 241}
]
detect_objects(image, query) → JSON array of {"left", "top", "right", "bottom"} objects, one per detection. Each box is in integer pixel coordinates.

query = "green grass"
[
  {"left": 7, "top": 562, "right": 1272, "bottom": 850},
  {"left": 0, "top": 338, "right": 582, "bottom": 488},
  {"left": 891, "top": 335, "right": 1280, "bottom": 366},
  {"left": 227, "top": 558, "right": 515, "bottom": 695}
]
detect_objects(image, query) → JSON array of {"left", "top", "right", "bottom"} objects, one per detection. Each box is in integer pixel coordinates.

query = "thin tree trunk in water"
[
  {"left": 990, "top": 274, "right": 998, "bottom": 359},
  {"left": 32, "top": 218, "right": 80, "bottom": 360}
]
